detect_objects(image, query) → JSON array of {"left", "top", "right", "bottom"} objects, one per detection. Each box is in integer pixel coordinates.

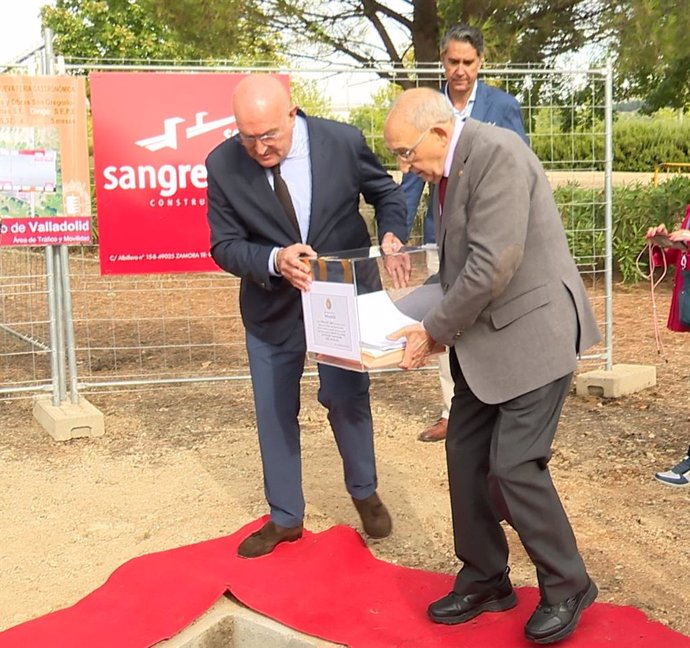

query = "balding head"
[
  {"left": 232, "top": 74, "right": 297, "bottom": 168},
  {"left": 384, "top": 88, "right": 455, "bottom": 184},
  {"left": 233, "top": 74, "right": 292, "bottom": 122},
  {"left": 385, "top": 88, "right": 454, "bottom": 135}
]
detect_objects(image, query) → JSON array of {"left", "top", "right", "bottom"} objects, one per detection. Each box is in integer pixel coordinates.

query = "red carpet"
[{"left": 1, "top": 517, "right": 688, "bottom": 647}]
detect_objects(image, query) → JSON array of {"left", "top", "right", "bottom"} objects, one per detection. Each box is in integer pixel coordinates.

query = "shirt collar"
[
  {"left": 444, "top": 80, "right": 478, "bottom": 120},
  {"left": 285, "top": 114, "right": 309, "bottom": 160},
  {"left": 443, "top": 117, "right": 465, "bottom": 178}
]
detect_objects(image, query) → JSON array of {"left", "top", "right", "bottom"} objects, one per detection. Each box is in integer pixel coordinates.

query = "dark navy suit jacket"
[{"left": 205, "top": 114, "right": 407, "bottom": 345}]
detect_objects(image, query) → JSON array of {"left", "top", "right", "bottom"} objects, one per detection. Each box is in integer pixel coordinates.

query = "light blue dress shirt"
[
  {"left": 268, "top": 115, "right": 311, "bottom": 275},
  {"left": 444, "top": 80, "right": 478, "bottom": 120}
]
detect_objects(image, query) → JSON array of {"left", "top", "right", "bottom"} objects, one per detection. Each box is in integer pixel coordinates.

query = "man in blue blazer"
[
  {"left": 205, "top": 74, "right": 408, "bottom": 558},
  {"left": 407, "top": 24, "right": 529, "bottom": 443}
]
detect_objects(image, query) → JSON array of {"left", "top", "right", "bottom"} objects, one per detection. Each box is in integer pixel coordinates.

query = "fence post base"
[
  {"left": 575, "top": 364, "right": 656, "bottom": 399},
  {"left": 33, "top": 396, "right": 105, "bottom": 441}
]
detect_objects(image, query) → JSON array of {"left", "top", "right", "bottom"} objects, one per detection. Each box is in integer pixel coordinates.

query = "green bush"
[
  {"left": 532, "top": 109, "right": 690, "bottom": 172},
  {"left": 612, "top": 113, "right": 690, "bottom": 172},
  {"left": 349, "top": 85, "right": 400, "bottom": 168},
  {"left": 348, "top": 92, "right": 689, "bottom": 173},
  {"left": 554, "top": 175, "right": 690, "bottom": 282}
]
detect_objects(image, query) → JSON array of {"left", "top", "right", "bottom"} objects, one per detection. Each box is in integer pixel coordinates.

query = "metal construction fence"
[{"left": 0, "top": 53, "right": 613, "bottom": 404}]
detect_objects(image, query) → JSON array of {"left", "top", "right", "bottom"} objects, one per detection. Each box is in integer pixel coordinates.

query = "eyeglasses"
[
  {"left": 237, "top": 129, "right": 280, "bottom": 145},
  {"left": 391, "top": 128, "right": 430, "bottom": 161}
]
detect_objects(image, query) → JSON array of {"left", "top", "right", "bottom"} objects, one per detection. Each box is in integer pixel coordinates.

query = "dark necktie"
[
  {"left": 271, "top": 164, "right": 301, "bottom": 239},
  {"left": 439, "top": 176, "right": 448, "bottom": 213}
]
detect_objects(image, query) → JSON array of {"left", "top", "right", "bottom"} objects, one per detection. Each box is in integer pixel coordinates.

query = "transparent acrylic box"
[{"left": 301, "top": 245, "right": 443, "bottom": 372}]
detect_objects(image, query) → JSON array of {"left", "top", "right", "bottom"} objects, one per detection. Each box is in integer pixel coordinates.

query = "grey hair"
[
  {"left": 440, "top": 24, "right": 484, "bottom": 57},
  {"left": 389, "top": 88, "right": 454, "bottom": 131},
  {"left": 409, "top": 90, "right": 454, "bottom": 130}
]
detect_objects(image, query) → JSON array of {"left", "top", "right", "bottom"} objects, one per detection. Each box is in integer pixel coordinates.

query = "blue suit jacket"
[
  {"left": 205, "top": 114, "right": 407, "bottom": 345},
  {"left": 470, "top": 80, "right": 528, "bottom": 143}
]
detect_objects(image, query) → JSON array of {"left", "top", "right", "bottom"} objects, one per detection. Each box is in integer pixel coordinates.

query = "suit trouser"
[
  {"left": 425, "top": 249, "right": 454, "bottom": 419},
  {"left": 400, "top": 171, "right": 425, "bottom": 237},
  {"left": 246, "top": 326, "right": 378, "bottom": 528},
  {"left": 447, "top": 349, "right": 589, "bottom": 603},
  {"left": 400, "top": 172, "right": 436, "bottom": 244}
]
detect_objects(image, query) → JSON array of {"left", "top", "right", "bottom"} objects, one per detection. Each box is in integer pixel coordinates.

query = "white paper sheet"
[{"left": 356, "top": 290, "right": 418, "bottom": 351}]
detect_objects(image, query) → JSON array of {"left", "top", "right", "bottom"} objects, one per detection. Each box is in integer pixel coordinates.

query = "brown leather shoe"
[
  {"left": 352, "top": 492, "right": 392, "bottom": 538},
  {"left": 418, "top": 417, "right": 448, "bottom": 442},
  {"left": 237, "top": 520, "right": 303, "bottom": 558}
]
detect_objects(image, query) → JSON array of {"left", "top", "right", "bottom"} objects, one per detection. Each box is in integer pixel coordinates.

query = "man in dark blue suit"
[
  {"left": 407, "top": 24, "right": 529, "bottom": 443},
  {"left": 206, "top": 74, "right": 408, "bottom": 558}
]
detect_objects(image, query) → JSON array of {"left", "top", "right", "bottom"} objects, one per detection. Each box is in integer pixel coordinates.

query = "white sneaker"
[{"left": 654, "top": 454, "right": 690, "bottom": 487}]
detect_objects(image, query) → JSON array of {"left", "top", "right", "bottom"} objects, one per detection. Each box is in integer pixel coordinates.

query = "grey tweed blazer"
[{"left": 423, "top": 118, "right": 600, "bottom": 404}]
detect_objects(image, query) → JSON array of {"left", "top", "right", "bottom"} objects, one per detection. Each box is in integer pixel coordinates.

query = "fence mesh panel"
[{"left": 0, "top": 62, "right": 611, "bottom": 397}]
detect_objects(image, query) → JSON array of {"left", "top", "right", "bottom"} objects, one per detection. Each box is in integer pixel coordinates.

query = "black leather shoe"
[
  {"left": 428, "top": 575, "right": 517, "bottom": 624},
  {"left": 524, "top": 579, "right": 598, "bottom": 644},
  {"left": 237, "top": 520, "right": 303, "bottom": 558},
  {"left": 352, "top": 492, "right": 392, "bottom": 538}
]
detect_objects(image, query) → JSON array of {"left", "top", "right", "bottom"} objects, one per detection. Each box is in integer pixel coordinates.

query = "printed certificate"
[{"left": 302, "top": 280, "right": 361, "bottom": 361}]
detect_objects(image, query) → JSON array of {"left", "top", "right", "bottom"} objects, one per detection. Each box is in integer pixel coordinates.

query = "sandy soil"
[{"left": 1, "top": 281, "right": 689, "bottom": 639}]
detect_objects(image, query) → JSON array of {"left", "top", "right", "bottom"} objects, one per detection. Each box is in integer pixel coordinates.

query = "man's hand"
[
  {"left": 276, "top": 243, "right": 316, "bottom": 291},
  {"left": 380, "top": 232, "right": 411, "bottom": 289},
  {"left": 388, "top": 323, "right": 445, "bottom": 370}
]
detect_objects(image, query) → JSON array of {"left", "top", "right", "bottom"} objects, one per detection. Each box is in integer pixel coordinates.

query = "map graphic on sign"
[
  {"left": 0, "top": 147, "right": 57, "bottom": 192},
  {"left": 0, "top": 126, "right": 63, "bottom": 216}
]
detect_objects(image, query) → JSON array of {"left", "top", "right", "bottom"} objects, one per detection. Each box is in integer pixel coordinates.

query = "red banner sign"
[{"left": 90, "top": 72, "right": 282, "bottom": 274}]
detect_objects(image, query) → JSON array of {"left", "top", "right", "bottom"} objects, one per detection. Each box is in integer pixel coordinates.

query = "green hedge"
[
  {"left": 612, "top": 114, "right": 690, "bottom": 172},
  {"left": 532, "top": 111, "right": 690, "bottom": 172},
  {"left": 555, "top": 175, "right": 690, "bottom": 282}
]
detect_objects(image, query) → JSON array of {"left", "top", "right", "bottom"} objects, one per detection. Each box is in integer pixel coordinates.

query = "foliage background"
[
  {"left": 556, "top": 176, "right": 690, "bottom": 283},
  {"left": 35, "top": 0, "right": 690, "bottom": 284}
]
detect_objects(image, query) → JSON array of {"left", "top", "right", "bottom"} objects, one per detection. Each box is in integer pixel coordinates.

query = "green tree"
[
  {"left": 39, "top": 0, "right": 331, "bottom": 147},
  {"left": 437, "top": 0, "right": 608, "bottom": 64},
  {"left": 612, "top": 0, "right": 690, "bottom": 111},
  {"left": 148, "top": 0, "right": 276, "bottom": 61},
  {"left": 41, "top": 0, "right": 276, "bottom": 62},
  {"left": 292, "top": 79, "right": 333, "bottom": 118},
  {"left": 349, "top": 84, "right": 401, "bottom": 164},
  {"left": 259, "top": 0, "right": 616, "bottom": 87}
]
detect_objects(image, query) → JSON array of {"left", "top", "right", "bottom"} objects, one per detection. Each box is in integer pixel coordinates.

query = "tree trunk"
[{"left": 410, "top": 0, "right": 440, "bottom": 88}]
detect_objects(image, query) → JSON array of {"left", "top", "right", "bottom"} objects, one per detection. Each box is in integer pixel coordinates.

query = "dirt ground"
[{"left": 1, "top": 280, "right": 689, "bottom": 640}]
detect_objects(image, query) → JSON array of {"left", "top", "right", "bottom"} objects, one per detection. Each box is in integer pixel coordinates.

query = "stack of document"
[
  {"left": 306, "top": 281, "right": 444, "bottom": 372},
  {"left": 356, "top": 291, "right": 418, "bottom": 353}
]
